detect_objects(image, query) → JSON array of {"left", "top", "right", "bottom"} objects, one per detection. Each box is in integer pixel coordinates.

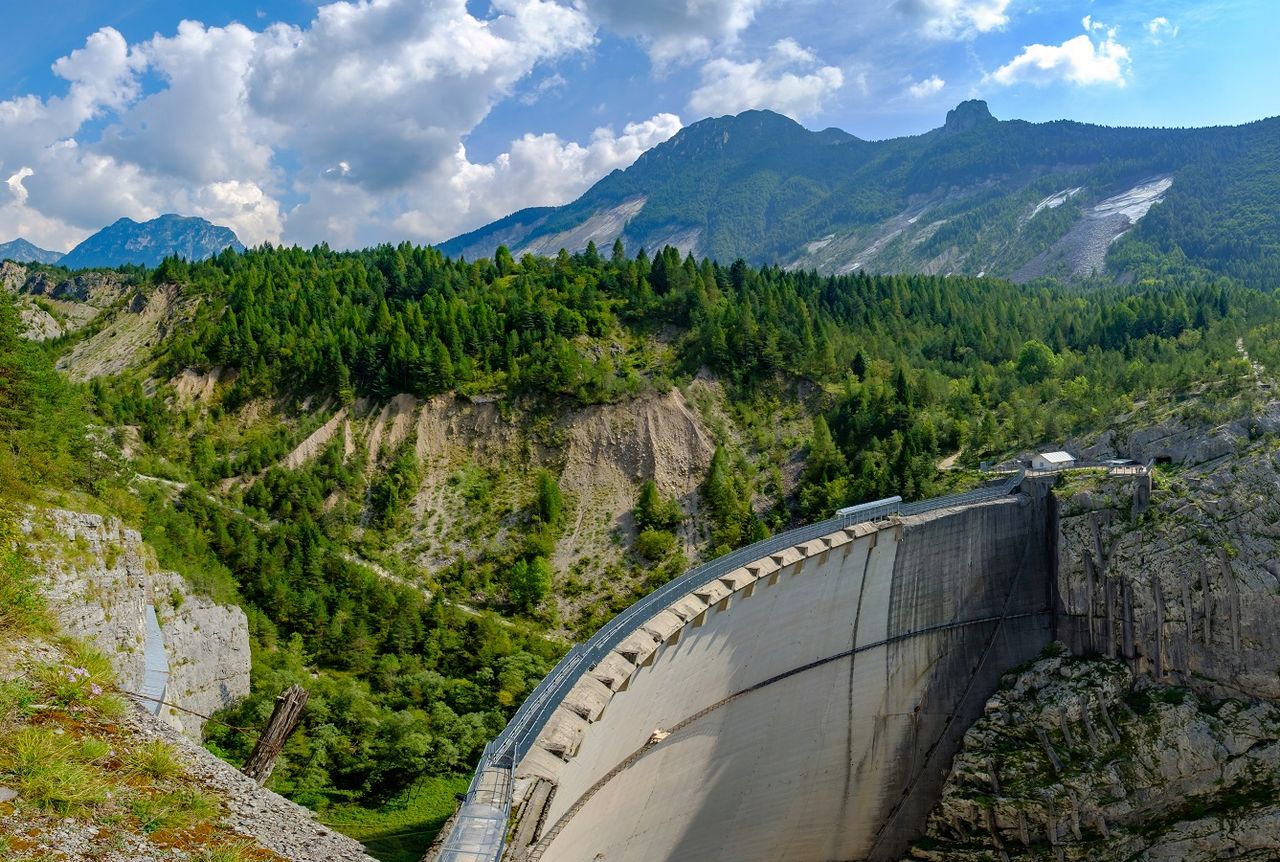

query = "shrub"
[
  {"left": 634, "top": 529, "right": 676, "bottom": 562},
  {"left": 634, "top": 480, "right": 682, "bottom": 533}
]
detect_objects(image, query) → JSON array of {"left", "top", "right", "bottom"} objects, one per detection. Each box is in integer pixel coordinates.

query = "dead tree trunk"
[{"left": 242, "top": 684, "right": 309, "bottom": 784}]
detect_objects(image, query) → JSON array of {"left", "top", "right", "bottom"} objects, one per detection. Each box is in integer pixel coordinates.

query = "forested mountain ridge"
[
  {"left": 5, "top": 243, "right": 1279, "bottom": 859},
  {"left": 440, "top": 102, "right": 1280, "bottom": 288}
]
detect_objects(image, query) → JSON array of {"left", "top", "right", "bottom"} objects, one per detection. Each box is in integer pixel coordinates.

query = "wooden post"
[{"left": 242, "top": 684, "right": 309, "bottom": 784}]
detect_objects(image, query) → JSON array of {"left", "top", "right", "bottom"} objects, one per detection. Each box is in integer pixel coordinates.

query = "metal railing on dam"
[{"left": 434, "top": 469, "right": 1027, "bottom": 862}]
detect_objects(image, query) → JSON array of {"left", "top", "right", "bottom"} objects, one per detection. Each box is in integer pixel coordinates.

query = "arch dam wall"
[{"left": 433, "top": 479, "right": 1056, "bottom": 862}]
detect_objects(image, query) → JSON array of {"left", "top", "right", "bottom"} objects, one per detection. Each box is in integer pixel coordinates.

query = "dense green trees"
[
  {"left": 0, "top": 292, "right": 90, "bottom": 497},
  {"left": 1016, "top": 340, "right": 1059, "bottom": 384},
  {"left": 369, "top": 448, "right": 421, "bottom": 528},
  {"left": 14, "top": 235, "right": 1270, "bottom": 845},
  {"left": 132, "top": 239, "right": 1255, "bottom": 532},
  {"left": 149, "top": 238, "right": 1254, "bottom": 439},
  {"left": 166, "top": 476, "right": 560, "bottom": 802},
  {"left": 533, "top": 470, "right": 564, "bottom": 528},
  {"left": 632, "top": 480, "right": 684, "bottom": 563}
]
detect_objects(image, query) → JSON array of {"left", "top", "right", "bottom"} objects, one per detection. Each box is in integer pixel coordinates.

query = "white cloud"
[
  {"left": 102, "top": 21, "right": 270, "bottom": 185},
  {"left": 5, "top": 169, "right": 33, "bottom": 205},
  {"left": 1146, "top": 16, "right": 1178, "bottom": 43},
  {"left": 395, "top": 113, "right": 682, "bottom": 242},
  {"left": 520, "top": 72, "right": 568, "bottom": 105},
  {"left": 907, "top": 74, "right": 946, "bottom": 98},
  {"left": 248, "top": 0, "right": 595, "bottom": 195},
  {"left": 0, "top": 1, "right": 616, "bottom": 249},
  {"left": 989, "top": 22, "right": 1131, "bottom": 87},
  {"left": 577, "top": 0, "right": 763, "bottom": 65},
  {"left": 894, "top": 0, "right": 1011, "bottom": 39},
  {"left": 688, "top": 39, "right": 844, "bottom": 120}
]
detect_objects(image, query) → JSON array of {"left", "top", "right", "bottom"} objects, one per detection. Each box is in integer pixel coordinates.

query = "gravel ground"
[
  {"left": 117, "top": 703, "right": 378, "bottom": 862},
  {"left": 0, "top": 700, "right": 378, "bottom": 862}
]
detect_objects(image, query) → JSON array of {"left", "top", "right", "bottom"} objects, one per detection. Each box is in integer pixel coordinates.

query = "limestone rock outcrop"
[
  {"left": 19, "top": 507, "right": 250, "bottom": 738},
  {"left": 907, "top": 650, "right": 1280, "bottom": 861},
  {"left": 1054, "top": 445, "right": 1280, "bottom": 702},
  {"left": 914, "top": 407, "right": 1280, "bottom": 860}
]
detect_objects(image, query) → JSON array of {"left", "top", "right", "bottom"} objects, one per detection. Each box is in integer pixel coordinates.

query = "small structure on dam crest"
[{"left": 430, "top": 474, "right": 1056, "bottom": 862}]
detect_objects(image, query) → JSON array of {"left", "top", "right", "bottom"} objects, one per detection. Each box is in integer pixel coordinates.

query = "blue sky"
[{"left": 0, "top": 0, "right": 1276, "bottom": 252}]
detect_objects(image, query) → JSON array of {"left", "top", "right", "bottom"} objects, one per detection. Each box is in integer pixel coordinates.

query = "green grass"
[
  {"left": 320, "top": 775, "right": 469, "bottom": 862},
  {"left": 127, "top": 739, "right": 185, "bottom": 781},
  {"left": 0, "top": 533, "right": 53, "bottom": 641},
  {"left": 191, "top": 841, "right": 263, "bottom": 862},
  {"left": 0, "top": 725, "right": 112, "bottom": 814},
  {"left": 129, "top": 787, "right": 218, "bottom": 834},
  {"left": 0, "top": 641, "right": 270, "bottom": 860}
]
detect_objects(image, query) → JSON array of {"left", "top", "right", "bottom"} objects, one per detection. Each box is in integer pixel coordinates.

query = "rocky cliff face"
[
  {"left": 20, "top": 508, "right": 250, "bottom": 738},
  {"left": 908, "top": 651, "right": 1280, "bottom": 861},
  {"left": 1054, "top": 445, "right": 1280, "bottom": 702},
  {"left": 3, "top": 262, "right": 132, "bottom": 341},
  {"left": 910, "top": 405, "right": 1280, "bottom": 860}
]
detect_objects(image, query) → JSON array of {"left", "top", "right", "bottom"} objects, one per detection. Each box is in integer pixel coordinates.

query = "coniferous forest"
[{"left": 3, "top": 236, "right": 1275, "bottom": 856}]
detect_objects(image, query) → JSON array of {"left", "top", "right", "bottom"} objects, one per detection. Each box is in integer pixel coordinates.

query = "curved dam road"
[{"left": 433, "top": 478, "right": 1055, "bottom": 862}]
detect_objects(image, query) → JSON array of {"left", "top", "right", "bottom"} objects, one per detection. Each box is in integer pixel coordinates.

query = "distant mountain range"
[
  {"left": 0, "top": 238, "right": 63, "bottom": 265},
  {"left": 58, "top": 215, "right": 244, "bottom": 269},
  {"left": 440, "top": 101, "right": 1280, "bottom": 286},
  {"left": 1, "top": 214, "right": 244, "bottom": 270}
]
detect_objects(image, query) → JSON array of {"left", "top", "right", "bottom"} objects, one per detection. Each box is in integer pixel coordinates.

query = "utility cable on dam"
[{"left": 430, "top": 470, "right": 1041, "bottom": 862}]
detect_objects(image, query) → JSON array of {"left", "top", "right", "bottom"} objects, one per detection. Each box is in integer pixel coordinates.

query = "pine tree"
[
  {"left": 510, "top": 556, "right": 552, "bottom": 612},
  {"left": 635, "top": 479, "right": 681, "bottom": 532},
  {"left": 534, "top": 470, "right": 563, "bottom": 527}
]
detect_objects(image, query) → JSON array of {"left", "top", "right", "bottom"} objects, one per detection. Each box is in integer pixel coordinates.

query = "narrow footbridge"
[{"left": 431, "top": 471, "right": 1054, "bottom": 862}]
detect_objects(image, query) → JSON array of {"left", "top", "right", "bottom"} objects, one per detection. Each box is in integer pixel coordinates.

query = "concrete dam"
[{"left": 433, "top": 474, "right": 1057, "bottom": 862}]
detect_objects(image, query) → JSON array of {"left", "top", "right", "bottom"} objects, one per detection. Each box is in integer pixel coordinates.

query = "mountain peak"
[
  {"left": 59, "top": 214, "right": 244, "bottom": 270},
  {"left": 944, "top": 100, "right": 996, "bottom": 133},
  {"left": 0, "top": 237, "right": 63, "bottom": 265}
]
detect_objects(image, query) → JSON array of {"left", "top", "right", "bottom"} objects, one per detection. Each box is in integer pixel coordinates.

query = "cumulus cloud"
[
  {"left": 577, "top": 0, "right": 763, "bottom": 65},
  {"left": 0, "top": 0, "right": 638, "bottom": 249},
  {"left": 989, "top": 21, "right": 1131, "bottom": 87},
  {"left": 249, "top": 0, "right": 594, "bottom": 196},
  {"left": 907, "top": 74, "right": 946, "bottom": 98},
  {"left": 5, "top": 169, "right": 33, "bottom": 205},
  {"left": 893, "top": 0, "right": 1011, "bottom": 39},
  {"left": 520, "top": 73, "right": 568, "bottom": 105},
  {"left": 1146, "top": 16, "right": 1178, "bottom": 43},
  {"left": 0, "top": 26, "right": 151, "bottom": 248},
  {"left": 394, "top": 113, "right": 682, "bottom": 243},
  {"left": 688, "top": 39, "right": 844, "bottom": 120}
]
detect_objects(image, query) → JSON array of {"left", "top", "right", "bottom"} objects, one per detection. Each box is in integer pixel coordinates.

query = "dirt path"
[
  {"left": 336, "top": 552, "right": 517, "bottom": 629},
  {"left": 1236, "top": 337, "right": 1269, "bottom": 388},
  {"left": 937, "top": 449, "right": 963, "bottom": 471}
]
